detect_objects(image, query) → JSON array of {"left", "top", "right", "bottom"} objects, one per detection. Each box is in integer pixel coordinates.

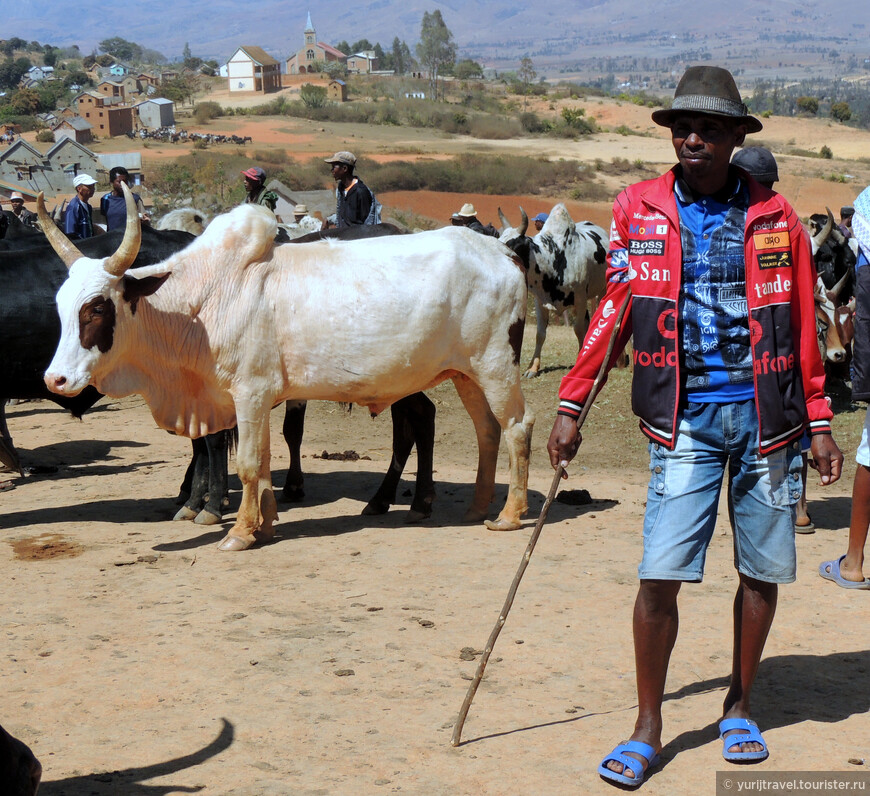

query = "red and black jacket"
[{"left": 558, "top": 167, "right": 832, "bottom": 455}]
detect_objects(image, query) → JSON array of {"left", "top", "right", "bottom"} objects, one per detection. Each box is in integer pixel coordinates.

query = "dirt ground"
[{"left": 1, "top": 327, "right": 868, "bottom": 795}]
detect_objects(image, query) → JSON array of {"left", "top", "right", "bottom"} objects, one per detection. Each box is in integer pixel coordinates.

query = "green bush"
[
  {"left": 35, "top": 129, "right": 54, "bottom": 142},
  {"left": 193, "top": 101, "right": 223, "bottom": 124},
  {"left": 820, "top": 145, "right": 833, "bottom": 159}
]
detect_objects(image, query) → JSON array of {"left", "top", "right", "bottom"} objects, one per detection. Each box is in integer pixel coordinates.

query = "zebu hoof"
[
  {"left": 361, "top": 499, "right": 390, "bottom": 516},
  {"left": 217, "top": 534, "right": 255, "bottom": 551},
  {"left": 281, "top": 484, "right": 305, "bottom": 503},
  {"left": 484, "top": 516, "right": 522, "bottom": 532},
  {"left": 523, "top": 369, "right": 541, "bottom": 379},
  {"left": 405, "top": 507, "right": 432, "bottom": 523},
  {"left": 173, "top": 505, "right": 198, "bottom": 521},
  {"left": 463, "top": 507, "right": 489, "bottom": 523},
  {"left": 194, "top": 509, "right": 222, "bottom": 525}
]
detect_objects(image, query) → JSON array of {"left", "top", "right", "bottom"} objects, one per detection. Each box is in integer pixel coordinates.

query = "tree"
[
  {"left": 43, "top": 47, "right": 58, "bottom": 67},
  {"left": 0, "top": 57, "right": 32, "bottom": 89},
  {"left": 300, "top": 83, "right": 328, "bottom": 108},
  {"left": 454, "top": 59, "right": 484, "bottom": 80},
  {"left": 796, "top": 95, "right": 819, "bottom": 116},
  {"left": 351, "top": 39, "right": 375, "bottom": 54},
  {"left": 518, "top": 56, "right": 537, "bottom": 109},
  {"left": 391, "top": 38, "right": 415, "bottom": 75},
  {"left": 10, "top": 88, "right": 40, "bottom": 115},
  {"left": 416, "top": 9, "right": 456, "bottom": 99},
  {"left": 830, "top": 101, "right": 851, "bottom": 123},
  {"left": 335, "top": 41, "right": 352, "bottom": 56},
  {"left": 98, "top": 37, "right": 142, "bottom": 62}
]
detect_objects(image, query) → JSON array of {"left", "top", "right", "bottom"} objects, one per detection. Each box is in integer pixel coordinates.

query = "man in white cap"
[
  {"left": 322, "top": 151, "right": 379, "bottom": 229},
  {"left": 65, "top": 174, "right": 98, "bottom": 240},
  {"left": 548, "top": 65, "right": 843, "bottom": 786},
  {"left": 8, "top": 192, "right": 36, "bottom": 228}
]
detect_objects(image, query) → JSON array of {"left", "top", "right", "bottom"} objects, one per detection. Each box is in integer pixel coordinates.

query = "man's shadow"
[{"left": 658, "top": 650, "right": 870, "bottom": 763}]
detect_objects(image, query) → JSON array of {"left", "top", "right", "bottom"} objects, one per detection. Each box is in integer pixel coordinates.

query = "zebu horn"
[
  {"left": 498, "top": 207, "right": 510, "bottom": 230},
  {"left": 517, "top": 207, "right": 528, "bottom": 238},
  {"left": 826, "top": 268, "right": 851, "bottom": 304},
  {"left": 811, "top": 208, "right": 834, "bottom": 257},
  {"left": 36, "top": 191, "right": 84, "bottom": 269},
  {"left": 104, "top": 182, "right": 141, "bottom": 277}
]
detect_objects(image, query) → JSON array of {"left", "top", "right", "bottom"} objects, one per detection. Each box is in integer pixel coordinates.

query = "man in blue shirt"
[
  {"left": 549, "top": 66, "right": 843, "bottom": 788},
  {"left": 64, "top": 174, "right": 97, "bottom": 240},
  {"left": 100, "top": 167, "right": 149, "bottom": 231}
]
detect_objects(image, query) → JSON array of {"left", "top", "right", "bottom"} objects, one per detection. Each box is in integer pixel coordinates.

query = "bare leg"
[
  {"left": 605, "top": 580, "right": 680, "bottom": 779},
  {"left": 721, "top": 574, "right": 777, "bottom": 754},
  {"left": 795, "top": 454, "right": 814, "bottom": 532},
  {"left": 840, "top": 464, "right": 870, "bottom": 581}
]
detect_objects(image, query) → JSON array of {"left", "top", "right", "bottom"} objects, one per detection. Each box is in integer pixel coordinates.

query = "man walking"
[{"left": 547, "top": 65, "right": 842, "bottom": 787}]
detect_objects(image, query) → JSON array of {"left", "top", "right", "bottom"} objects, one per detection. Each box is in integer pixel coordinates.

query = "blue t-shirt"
[
  {"left": 64, "top": 195, "right": 93, "bottom": 239},
  {"left": 100, "top": 191, "right": 142, "bottom": 231},
  {"left": 675, "top": 177, "right": 754, "bottom": 403}
]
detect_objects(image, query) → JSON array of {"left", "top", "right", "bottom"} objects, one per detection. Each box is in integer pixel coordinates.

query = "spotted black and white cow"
[{"left": 499, "top": 203, "right": 608, "bottom": 377}]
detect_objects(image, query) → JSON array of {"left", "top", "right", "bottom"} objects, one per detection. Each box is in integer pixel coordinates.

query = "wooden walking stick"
[{"left": 451, "top": 290, "right": 631, "bottom": 747}]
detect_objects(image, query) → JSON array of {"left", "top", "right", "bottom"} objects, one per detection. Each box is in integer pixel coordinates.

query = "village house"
[
  {"left": 347, "top": 51, "right": 377, "bottom": 75},
  {"left": 0, "top": 137, "right": 102, "bottom": 197},
  {"left": 327, "top": 79, "right": 347, "bottom": 102},
  {"left": 52, "top": 116, "right": 93, "bottom": 144},
  {"left": 226, "top": 46, "right": 282, "bottom": 94},
  {"left": 136, "top": 97, "right": 175, "bottom": 129},
  {"left": 75, "top": 91, "right": 136, "bottom": 138},
  {"left": 285, "top": 13, "right": 347, "bottom": 74}
]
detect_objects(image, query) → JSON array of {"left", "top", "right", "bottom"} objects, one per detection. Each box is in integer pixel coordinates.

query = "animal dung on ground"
[{"left": 314, "top": 450, "right": 371, "bottom": 461}]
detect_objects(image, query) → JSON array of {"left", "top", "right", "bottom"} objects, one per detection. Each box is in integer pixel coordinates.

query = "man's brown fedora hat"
[{"left": 651, "top": 65, "right": 763, "bottom": 133}]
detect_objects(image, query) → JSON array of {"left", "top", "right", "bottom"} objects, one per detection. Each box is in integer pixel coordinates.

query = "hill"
[{"left": 6, "top": 0, "right": 870, "bottom": 84}]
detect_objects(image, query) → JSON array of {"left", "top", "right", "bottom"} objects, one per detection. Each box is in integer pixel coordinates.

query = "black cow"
[
  {"left": 809, "top": 208, "right": 858, "bottom": 297},
  {"left": 0, "top": 722, "right": 40, "bottom": 796},
  {"left": 0, "top": 226, "right": 197, "bottom": 475}
]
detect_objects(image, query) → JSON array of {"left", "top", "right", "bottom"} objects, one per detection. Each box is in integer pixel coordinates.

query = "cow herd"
[{"left": 1, "top": 192, "right": 860, "bottom": 551}]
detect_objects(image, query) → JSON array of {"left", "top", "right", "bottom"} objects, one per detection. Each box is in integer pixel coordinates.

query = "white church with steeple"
[{"left": 285, "top": 13, "right": 347, "bottom": 74}]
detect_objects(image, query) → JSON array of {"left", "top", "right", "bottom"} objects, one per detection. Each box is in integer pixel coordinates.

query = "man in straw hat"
[
  {"left": 547, "top": 65, "right": 843, "bottom": 787},
  {"left": 8, "top": 191, "right": 37, "bottom": 228},
  {"left": 451, "top": 202, "right": 499, "bottom": 237}
]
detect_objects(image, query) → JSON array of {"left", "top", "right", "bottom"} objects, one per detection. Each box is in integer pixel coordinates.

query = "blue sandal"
[
  {"left": 598, "top": 740, "right": 660, "bottom": 788},
  {"left": 719, "top": 718, "right": 769, "bottom": 762}
]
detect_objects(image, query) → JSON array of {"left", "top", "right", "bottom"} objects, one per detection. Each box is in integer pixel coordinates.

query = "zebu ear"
[{"left": 122, "top": 272, "right": 170, "bottom": 314}]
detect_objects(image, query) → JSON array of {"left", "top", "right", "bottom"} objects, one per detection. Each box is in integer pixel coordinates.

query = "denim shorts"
[
  {"left": 857, "top": 409, "right": 870, "bottom": 466},
  {"left": 638, "top": 401, "right": 802, "bottom": 584}
]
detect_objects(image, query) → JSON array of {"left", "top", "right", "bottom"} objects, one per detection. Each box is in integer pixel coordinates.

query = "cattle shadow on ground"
[
  {"left": 652, "top": 650, "right": 870, "bottom": 768},
  {"left": 11, "top": 438, "right": 150, "bottom": 470},
  {"left": 0, "top": 495, "right": 184, "bottom": 531},
  {"left": 38, "top": 718, "right": 233, "bottom": 795},
  {"left": 148, "top": 473, "right": 624, "bottom": 551}
]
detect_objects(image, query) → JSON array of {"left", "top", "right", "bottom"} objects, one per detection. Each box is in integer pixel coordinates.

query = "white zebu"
[
  {"left": 499, "top": 203, "right": 608, "bottom": 377},
  {"left": 154, "top": 207, "right": 209, "bottom": 237},
  {"left": 40, "top": 186, "right": 534, "bottom": 551}
]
